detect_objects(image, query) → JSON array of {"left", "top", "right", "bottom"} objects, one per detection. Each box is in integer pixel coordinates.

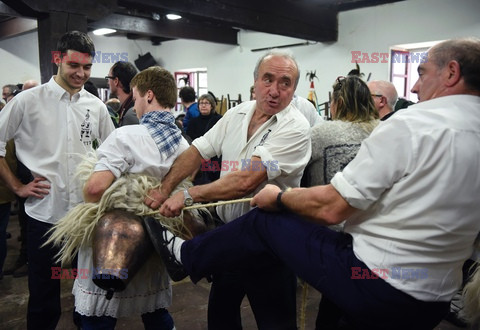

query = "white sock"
[{"left": 165, "top": 229, "right": 185, "bottom": 263}]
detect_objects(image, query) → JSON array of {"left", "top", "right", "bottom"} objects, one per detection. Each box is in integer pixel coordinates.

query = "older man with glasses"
[{"left": 367, "top": 80, "right": 398, "bottom": 120}]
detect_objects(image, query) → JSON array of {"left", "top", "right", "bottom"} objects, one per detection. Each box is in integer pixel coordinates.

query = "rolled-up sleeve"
[
  {"left": 253, "top": 123, "right": 311, "bottom": 182},
  {"left": 94, "top": 130, "right": 132, "bottom": 178}
]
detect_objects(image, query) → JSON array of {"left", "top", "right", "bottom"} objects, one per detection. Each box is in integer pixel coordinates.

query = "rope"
[
  {"left": 184, "top": 197, "right": 253, "bottom": 210},
  {"left": 144, "top": 197, "right": 253, "bottom": 215}
]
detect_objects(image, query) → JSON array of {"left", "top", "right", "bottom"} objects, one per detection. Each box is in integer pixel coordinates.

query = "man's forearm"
[
  {"left": 161, "top": 146, "right": 203, "bottom": 195},
  {"left": 189, "top": 168, "right": 267, "bottom": 203},
  {"left": 281, "top": 185, "right": 356, "bottom": 225},
  {"left": 0, "top": 157, "right": 22, "bottom": 194}
]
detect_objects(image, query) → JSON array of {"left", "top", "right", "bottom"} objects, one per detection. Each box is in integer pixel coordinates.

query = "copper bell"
[{"left": 92, "top": 210, "right": 153, "bottom": 299}]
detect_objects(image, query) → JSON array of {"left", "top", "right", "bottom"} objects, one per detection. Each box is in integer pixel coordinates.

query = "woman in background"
[
  {"left": 301, "top": 75, "right": 380, "bottom": 329},
  {"left": 186, "top": 93, "right": 222, "bottom": 185}
]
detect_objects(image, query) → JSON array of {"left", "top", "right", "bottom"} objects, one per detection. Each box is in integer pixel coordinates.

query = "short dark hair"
[
  {"left": 179, "top": 86, "right": 196, "bottom": 103},
  {"left": 84, "top": 80, "right": 99, "bottom": 98},
  {"left": 111, "top": 61, "right": 138, "bottom": 94},
  {"left": 130, "top": 66, "right": 177, "bottom": 109},
  {"left": 56, "top": 30, "right": 95, "bottom": 58}
]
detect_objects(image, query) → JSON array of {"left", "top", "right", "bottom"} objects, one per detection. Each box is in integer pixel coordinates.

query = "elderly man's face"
[
  {"left": 411, "top": 50, "right": 445, "bottom": 102},
  {"left": 254, "top": 55, "right": 298, "bottom": 116}
]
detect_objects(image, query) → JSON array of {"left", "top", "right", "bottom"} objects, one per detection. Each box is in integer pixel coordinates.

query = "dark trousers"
[
  {"left": 181, "top": 208, "right": 450, "bottom": 330},
  {"left": 27, "top": 216, "right": 61, "bottom": 330},
  {"left": 17, "top": 161, "right": 33, "bottom": 264},
  {"left": 17, "top": 196, "right": 28, "bottom": 263},
  {"left": 0, "top": 202, "right": 11, "bottom": 272},
  {"left": 207, "top": 265, "right": 297, "bottom": 330}
]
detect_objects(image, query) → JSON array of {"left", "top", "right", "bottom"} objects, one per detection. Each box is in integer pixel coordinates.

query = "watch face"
[{"left": 184, "top": 189, "right": 194, "bottom": 206}]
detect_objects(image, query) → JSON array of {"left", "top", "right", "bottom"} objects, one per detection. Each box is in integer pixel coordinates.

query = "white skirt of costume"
[{"left": 73, "top": 246, "right": 172, "bottom": 318}]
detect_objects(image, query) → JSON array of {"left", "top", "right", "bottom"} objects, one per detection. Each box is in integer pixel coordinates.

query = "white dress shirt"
[
  {"left": 74, "top": 121, "right": 190, "bottom": 317},
  {"left": 291, "top": 94, "right": 323, "bottom": 127},
  {"left": 331, "top": 95, "right": 480, "bottom": 301},
  {"left": 94, "top": 124, "right": 190, "bottom": 178},
  {"left": 0, "top": 77, "right": 115, "bottom": 224},
  {"left": 193, "top": 100, "right": 311, "bottom": 223}
]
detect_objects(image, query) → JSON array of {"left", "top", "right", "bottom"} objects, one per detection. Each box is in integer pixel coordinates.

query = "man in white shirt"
[
  {"left": 145, "top": 49, "right": 311, "bottom": 330},
  {"left": 75, "top": 66, "right": 188, "bottom": 330},
  {"left": 291, "top": 94, "right": 323, "bottom": 127},
  {"left": 148, "top": 38, "right": 480, "bottom": 329},
  {"left": 0, "top": 31, "right": 115, "bottom": 329}
]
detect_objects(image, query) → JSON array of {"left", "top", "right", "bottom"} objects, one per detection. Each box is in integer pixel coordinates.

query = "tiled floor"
[{"left": 0, "top": 214, "right": 468, "bottom": 329}]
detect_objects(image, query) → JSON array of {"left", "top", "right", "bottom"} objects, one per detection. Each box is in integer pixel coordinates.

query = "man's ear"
[
  {"left": 53, "top": 53, "right": 62, "bottom": 67},
  {"left": 445, "top": 60, "right": 461, "bottom": 87}
]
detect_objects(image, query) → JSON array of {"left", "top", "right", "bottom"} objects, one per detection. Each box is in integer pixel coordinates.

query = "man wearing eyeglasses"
[
  {"left": 367, "top": 80, "right": 398, "bottom": 120},
  {"left": 105, "top": 61, "right": 139, "bottom": 126}
]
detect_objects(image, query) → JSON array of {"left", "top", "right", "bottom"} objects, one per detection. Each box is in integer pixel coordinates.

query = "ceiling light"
[
  {"left": 166, "top": 14, "right": 182, "bottom": 20},
  {"left": 93, "top": 28, "right": 117, "bottom": 36}
]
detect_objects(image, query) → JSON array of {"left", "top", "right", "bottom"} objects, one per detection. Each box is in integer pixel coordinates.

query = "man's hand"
[
  {"left": 144, "top": 188, "right": 169, "bottom": 210},
  {"left": 16, "top": 177, "right": 50, "bottom": 199},
  {"left": 159, "top": 191, "right": 185, "bottom": 217},
  {"left": 250, "top": 184, "right": 282, "bottom": 211}
]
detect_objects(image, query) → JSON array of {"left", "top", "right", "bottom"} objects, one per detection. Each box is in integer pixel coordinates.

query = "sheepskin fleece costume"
[{"left": 47, "top": 153, "right": 200, "bottom": 317}]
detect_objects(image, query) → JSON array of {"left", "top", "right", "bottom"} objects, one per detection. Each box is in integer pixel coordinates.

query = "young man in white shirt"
[{"left": 0, "top": 30, "right": 115, "bottom": 329}]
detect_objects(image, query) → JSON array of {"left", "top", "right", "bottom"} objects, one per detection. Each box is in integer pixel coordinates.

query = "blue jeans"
[
  {"left": 181, "top": 208, "right": 450, "bottom": 330},
  {"left": 80, "top": 308, "right": 174, "bottom": 330},
  {"left": 0, "top": 202, "right": 11, "bottom": 273}
]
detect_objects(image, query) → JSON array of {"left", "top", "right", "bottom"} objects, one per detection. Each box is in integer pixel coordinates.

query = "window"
[
  {"left": 174, "top": 68, "right": 207, "bottom": 114},
  {"left": 389, "top": 41, "right": 442, "bottom": 103}
]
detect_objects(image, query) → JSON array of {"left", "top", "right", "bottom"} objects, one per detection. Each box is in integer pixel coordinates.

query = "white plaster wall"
[
  {"left": 89, "top": 34, "right": 155, "bottom": 79},
  {"left": 1, "top": 0, "right": 479, "bottom": 103},
  {"left": 0, "top": 31, "right": 41, "bottom": 84}
]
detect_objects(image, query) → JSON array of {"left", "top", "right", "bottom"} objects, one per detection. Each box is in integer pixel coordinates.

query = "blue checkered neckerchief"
[{"left": 140, "top": 111, "right": 182, "bottom": 159}]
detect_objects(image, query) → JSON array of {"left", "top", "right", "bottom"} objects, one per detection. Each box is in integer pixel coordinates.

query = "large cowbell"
[{"left": 92, "top": 210, "right": 153, "bottom": 300}]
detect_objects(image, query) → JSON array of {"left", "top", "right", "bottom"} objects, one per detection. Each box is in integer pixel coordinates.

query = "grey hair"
[
  {"left": 428, "top": 37, "right": 480, "bottom": 92},
  {"left": 253, "top": 48, "right": 300, "bottom": 89},
  {"left": 368, "top": 80, "right": 398, "bottom": 109}
]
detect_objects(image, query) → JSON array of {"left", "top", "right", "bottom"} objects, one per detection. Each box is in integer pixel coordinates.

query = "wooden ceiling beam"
[
  {"left": 120, "top": 0, "right": 338, "bottom": 42},
  {"left": 90, "top": 13, "right": 238, "bottom": 45}
]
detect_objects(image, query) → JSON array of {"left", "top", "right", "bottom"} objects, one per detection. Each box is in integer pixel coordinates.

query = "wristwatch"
[
  {"left": 183, "top": 189, "right": 194, "bottom": 207},
  {"left": 276, "top": 187, "right": 292, "bottom": 210}
]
